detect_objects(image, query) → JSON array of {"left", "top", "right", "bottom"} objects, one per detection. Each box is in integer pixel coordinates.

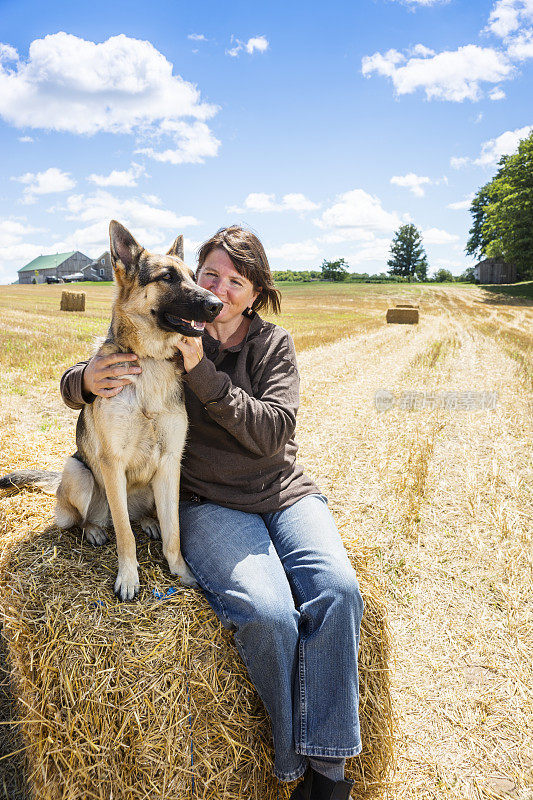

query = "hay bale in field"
[
  {"left": 386, "top": 308, "right": 419, "bottom": 324},
  {"left": 0, "top": 526, "right": 393, "bottom": 800},
  {"left": 60, "top": 291, "right": 85, "bottom": 312},
  {"left": 395, "top": 303, "right": 419, "bottom": 309}
]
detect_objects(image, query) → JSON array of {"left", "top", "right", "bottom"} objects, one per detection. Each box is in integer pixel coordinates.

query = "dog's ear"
[
  {"left": 167, "top": 235, "right": 184, "bottom": 261},
  {"left": 109, "top": 221, "right": 143, "bottom": 281}
]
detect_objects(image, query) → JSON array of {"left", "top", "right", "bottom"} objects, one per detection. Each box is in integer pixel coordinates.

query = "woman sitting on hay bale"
[{"left": 61, "top": 226, "right": 364, "bottom": 800}]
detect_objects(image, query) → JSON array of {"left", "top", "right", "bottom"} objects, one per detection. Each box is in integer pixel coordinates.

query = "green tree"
[
  {"left": 321, "top": 258, "right": 349, "bottom": 281},
  {"left": 466, "top": 131, "right": 533, "bottom": 280},
  {"left": 387, "top": 224, "right": 428, "bottom": 282},
  {"left": 465, "top": 183, "right": 493, "bottom": 260},
  {"left": 458, "top": 266, "right": 476, "bottom": 283},
  {"left": 432, "top": 268, "right": 455, "bottom": 282}
]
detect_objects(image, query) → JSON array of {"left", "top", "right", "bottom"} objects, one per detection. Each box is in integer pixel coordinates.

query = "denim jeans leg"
[
  {"left": 262, "top": 494, "right": 364, "bottom": 758},
  {"left": 178, "top": 501, "right": 308, "bottom": 782}
]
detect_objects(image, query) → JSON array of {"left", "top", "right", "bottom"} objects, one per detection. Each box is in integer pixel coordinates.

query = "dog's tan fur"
[{"left": 51, "top": 220, "right": 220, "bottom": 599}]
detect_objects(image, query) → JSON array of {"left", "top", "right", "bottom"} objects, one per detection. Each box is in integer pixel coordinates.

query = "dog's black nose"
[{"left": 204, "top": 296, "right": 223, "bottom": 316}]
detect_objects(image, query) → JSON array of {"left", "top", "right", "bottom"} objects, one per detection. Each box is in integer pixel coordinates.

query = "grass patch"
[{"left": 480, "top": 281, "right": 533, "bottom": 300}]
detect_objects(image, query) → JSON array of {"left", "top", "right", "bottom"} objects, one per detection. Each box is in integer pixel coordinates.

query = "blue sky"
[{"left": 0, "top": 0, "right": 532, "bottom": 282}]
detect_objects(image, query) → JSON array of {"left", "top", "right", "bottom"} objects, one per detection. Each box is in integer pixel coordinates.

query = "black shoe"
[{"left": 289, "top": 766, "right": 355, "bottom": 800}]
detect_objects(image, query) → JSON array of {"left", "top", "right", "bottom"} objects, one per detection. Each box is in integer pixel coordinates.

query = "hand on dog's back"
[{"left": 83, "top": 353, "right": 141, "bottom": 398}]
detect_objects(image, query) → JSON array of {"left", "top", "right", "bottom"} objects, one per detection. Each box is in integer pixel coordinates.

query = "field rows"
[{"left": 0, "top": 283, "right": 532, "bottom": 799}]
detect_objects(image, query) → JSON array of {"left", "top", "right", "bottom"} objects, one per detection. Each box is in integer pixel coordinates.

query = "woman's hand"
[
  {"left": 83, "top": 353, "right": 141, "bottom": 398},
  {"left": 174, "top": 336, "right": 204, "bottom": 373}
]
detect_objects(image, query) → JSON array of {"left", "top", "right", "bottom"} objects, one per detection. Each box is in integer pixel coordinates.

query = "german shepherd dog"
[{"left": 0, "top": 221, "right": 222, "bottom": 600}]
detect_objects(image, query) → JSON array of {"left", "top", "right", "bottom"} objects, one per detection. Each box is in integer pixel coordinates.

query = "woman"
[{"left": 60, "top": 226, "right": 363, "bottom": 800}]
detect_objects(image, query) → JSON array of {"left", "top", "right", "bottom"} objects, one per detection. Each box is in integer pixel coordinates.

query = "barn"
[
  {"left": 474, "top": 258, "right": 517, "bottom": 284},
  {"left": 17, "top": 251, "right": 92, "bottom": 284}
]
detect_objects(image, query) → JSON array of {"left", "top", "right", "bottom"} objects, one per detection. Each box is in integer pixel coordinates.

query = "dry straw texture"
[
  {"left": 1, "top": 282, "right": 532, "bottom": 800},
  {"left": 0, "top": 513, "right": 392, "bottom": 800},
  {"left": 386, "top": 309, "right": 419, "bottom": 324},
  {"left": 60, "top": 291, "right": 86, "bottom": 312}
]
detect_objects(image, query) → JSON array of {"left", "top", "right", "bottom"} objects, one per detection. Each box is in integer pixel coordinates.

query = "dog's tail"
[{"left": 0, "top": 470, "right": 61, "bottom": 495}]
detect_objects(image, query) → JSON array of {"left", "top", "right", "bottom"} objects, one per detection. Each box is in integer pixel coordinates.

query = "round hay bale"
[
  {"left": 386, "top": 308, "right": 419, "bottom": 324},
  {"left": 0, "top": 525, "right": 393, "bottom": 800},
  {"left": 60, "top": 291, "right": 85, "bottom": 312}
]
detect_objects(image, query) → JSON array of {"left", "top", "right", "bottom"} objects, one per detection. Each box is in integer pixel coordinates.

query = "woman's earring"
[{"left": 242, "top": 307, "right": 254, "bottom": 318}]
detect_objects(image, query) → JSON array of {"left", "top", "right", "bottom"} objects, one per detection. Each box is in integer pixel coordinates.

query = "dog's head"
[{"left": 109, "top": 220, "right": 222, "bottom": 338}]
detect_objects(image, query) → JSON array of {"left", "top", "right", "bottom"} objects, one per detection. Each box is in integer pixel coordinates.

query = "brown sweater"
[{"left": 60, "top": 312, "right": 319, "bottom": 513}]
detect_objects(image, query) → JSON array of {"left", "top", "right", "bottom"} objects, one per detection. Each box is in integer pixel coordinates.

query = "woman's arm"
[
  {"left": 183, "top": 334, "right": 299, "bottom": 459},
  {"left": 60, "top": 354, "right": 141, "bottom": 409}
]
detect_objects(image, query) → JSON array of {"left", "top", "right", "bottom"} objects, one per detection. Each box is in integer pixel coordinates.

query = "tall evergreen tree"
[
  {"left": 387, "top": 224, "right": 428, "bottom": 282},
  {"left": 466, "top": 131, "right": 533, "bottom": 280}
]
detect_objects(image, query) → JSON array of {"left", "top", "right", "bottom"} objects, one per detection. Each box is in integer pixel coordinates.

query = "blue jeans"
[{"left": 179, "top": 493, "right": 363, "bottom": 782}]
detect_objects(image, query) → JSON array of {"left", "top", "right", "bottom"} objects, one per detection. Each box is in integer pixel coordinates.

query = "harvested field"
[{"left": 0, "top": 282, "right": 532, "bottom": 799}]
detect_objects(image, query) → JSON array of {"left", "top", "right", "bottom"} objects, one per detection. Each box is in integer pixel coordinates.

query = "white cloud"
[
  {"left": 188, "top": 34, "right": 207, "bottom": 42},
  {"left": 447, "top": 193, "right": 475, "bottom": 210},
  {"left": 282, "top": 193, "right": 320, "bottom": 212},
  {"left": 0, "top": 33, "right": 219, "bottom": 166},
  {"left": 450, "top": 156, "right": 469, "bottom": 169},
  {"left": 489, "top": 86, "right": 506, "bottom": 99},
  {"left": 314, "top": 189, "right": 401, "bottom": 234},
  {"left": 136, "top": 120, "right": 220, "bottom": 164},
  {"left": 228, "top": 192, "right": 319, "bottom": 214},
  {"left": 0, "top": 218, "right": 48, "bottom": 280},
  {"left": 18, "top": 135, "right": 33, "bottom": 143},
  {"left": 486, "top": 0, "right": 533, "bottom": 38},
  {"left": 409, "top": 44, "right": 436, "bottom": 57},
  {"left": 0, "top": 43, "right": 17, "bottom": 62},
  {"left": 64, "top": 190, "right": 200, "bottom": 232},
  {"left": 317, "top": 229, "right": 375, "bottom": 244},
  {"left": 226, "top": 35, "right": 269, "bottom": 57},
  {"left": 22, "top": 191, "right": 203, "bottom": 267},
  {"left": 422, "top": 227, "right": 460, "bottom": 244},
  {"left": 390, "top": 173, "right": 432, "bottom": 196},
  {"left": 474, "top": 124, "right": 533, "bottom": 165},
  {"left": 13, "top": 167, "right": 76, "bottom": 203},
  {"left": 267, "top": 240, "right": 320, "bottom": 262},
  {"left": 506, "top": 28, "right": 533, "bottom": 58},
  {"left": 0, "top": 218, "right": 43, "bottom": 246},
  {"left": 88, "top": 163, "right": 145, "bottom": 187},
  {"left": 345, "top": 238, "right": 392, "bottom": 267},
  {"left": 245, "top": 36, "right": 269, "bottom": 54},
  {"left": 362, "top": 44, "right": 513, "bottom": 101}
]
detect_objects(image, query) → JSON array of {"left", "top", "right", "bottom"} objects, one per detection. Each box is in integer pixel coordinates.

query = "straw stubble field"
[{"left": 0, "top": 281, "right": 531, "bottom": 800}]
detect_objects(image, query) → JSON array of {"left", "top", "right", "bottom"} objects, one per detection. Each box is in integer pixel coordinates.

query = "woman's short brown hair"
[{"left": 197, "top": 226, "right": 281, "bottom": 314}]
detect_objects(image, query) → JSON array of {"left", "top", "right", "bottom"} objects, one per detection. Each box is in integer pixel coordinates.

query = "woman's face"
[{"left": 197, "top": 248, "right": 259, "bottom": 325}]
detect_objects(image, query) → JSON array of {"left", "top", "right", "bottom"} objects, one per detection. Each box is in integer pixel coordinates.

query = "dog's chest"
[
  {"left": 90, "top": 359, "right": 186, "bottom": 466},
  {"left": 119, "top": 358, "right": 183, "bottom": 418}
]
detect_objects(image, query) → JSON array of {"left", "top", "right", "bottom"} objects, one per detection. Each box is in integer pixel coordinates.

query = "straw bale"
[
  {"left": 0, "top": 524, "right": 393, "bottom": 800},
  {"left": 394, "top": 304, "right": 419, "bottom": 309},
  {"left": 60, "top": 291, "right": 85, "bottom": 312},
  {"left": 386, "top": 308, "right": 419, "bottom": 324}
]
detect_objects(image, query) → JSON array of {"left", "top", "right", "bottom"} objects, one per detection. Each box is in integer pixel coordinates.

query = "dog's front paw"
[
  {"left": 114, "top": 563, "right": 140, "bottom": 601},
  {"left": 84, "top": 524, "right": 108, "bottom": 546},
  {"left": 167, "top": 556, "right": 198, "bottom": 588},
  {"left": 140, "top": 517, "right": 161, "bottom": 540}
]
